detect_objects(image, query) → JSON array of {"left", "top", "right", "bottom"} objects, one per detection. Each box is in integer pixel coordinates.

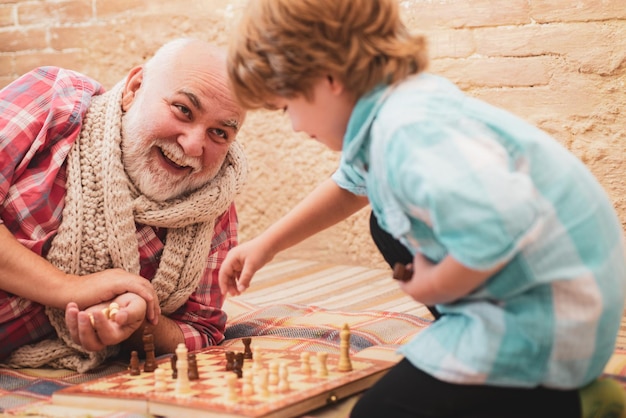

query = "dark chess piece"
[
  {"left": 225, "top": 351, "right": 235, "bottom": 371},
  {"left": 188, "top": 353, "right": 199, "bottom": 380},
  {"left": 170, "top": 353, "right": 178, "bottom": 379},
  {"left": 129, "top": 350, "right": 141, "bottom": 376},
  {"left": 242, "top": 337, "right": 253, "bottom": 360},
  {"left": 142, "top": 329, "right": 157, "bottom": 372},
  {"left": 233, "top": 352, "right": 244, "bottom": 378}
]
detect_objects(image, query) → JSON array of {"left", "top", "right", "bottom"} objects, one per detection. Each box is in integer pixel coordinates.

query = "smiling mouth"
[{"left": 159, "top": 148, "right": 189, "bottom": 170}]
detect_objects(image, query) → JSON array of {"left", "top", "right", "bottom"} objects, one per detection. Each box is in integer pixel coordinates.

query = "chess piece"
[
  {"left": 256, "top": 368, "right": 270, "bottom": 397},
  {"left": 129, "top": 350, "right": 141, "bottom": 376},
  {"left": 300, "top": 352, "right": 311, "bottom": 377},
  {"left": 242, "top": 371, "right": 254, "bottom": 397},
  {"left": 278, "top": 362, "right": 290, "bottom": 393},
  {"left": 233, "top": 352, "right": 244, "bottom": 378},
  {"left": 154, "top": 368, "right": 167, "bottom": 392},
  {"left": 108, "top": 302, "right": 120, "bottom": 320},
  {"left": 188, "top": 353, "right": 199, "bottom": 380},
  {"left": 338, "top": 323, "right": 353, "bottom": 372},
  {"left": 392, "top": 262, "right": 413, "bottom": 282},
  {"left": 170, "top": 353, "right": 178, "bottom": 379},
  {"left": 142, "top": 328, "right": 157, "bottom": 372},
  {"left": 268, "top": 361, "right": 279, "bottom": 385},
  {"left": 253, "top": 350, "right": 263, "bottom": 373},
  {"left": 317, "top": 352, "right": 328, "bottom": 377},
  {"left": 225, "top": 351, "right": 235, "bottom": 371},
  {"left": 242, "top": 337, "right": 253, "bottom": 360},
  {"left": 225, "top": 373, "right": 238, "bottom": 402},
  {"left": 175, "top": 343, "right": 191, "bottom": 395}
]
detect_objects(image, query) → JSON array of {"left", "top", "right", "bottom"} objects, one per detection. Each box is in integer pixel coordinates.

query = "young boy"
[{"left": 219, "top": 0, "right": 626, "bottom": 416}]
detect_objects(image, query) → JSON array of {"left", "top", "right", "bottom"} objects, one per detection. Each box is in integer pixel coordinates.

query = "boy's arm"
[
  {"left": 400, "top": 252, "right": 502, "bottom": 306},
  {"left": 263, "top": 178, "right": 368, "bottom": 253},
  {"left": 219, "top": 178, "right": 368, "bottom": 295}
]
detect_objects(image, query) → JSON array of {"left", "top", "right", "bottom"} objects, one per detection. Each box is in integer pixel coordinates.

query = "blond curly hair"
[{"left": 228, "top": 0, "right": 428, "bottom": 109}]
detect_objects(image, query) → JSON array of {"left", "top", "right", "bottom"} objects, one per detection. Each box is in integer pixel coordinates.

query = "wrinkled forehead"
[{"left": 171, "top": 67, "right": 246, "bottom": 126}]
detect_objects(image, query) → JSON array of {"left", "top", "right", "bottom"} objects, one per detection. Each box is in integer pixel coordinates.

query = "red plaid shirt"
[{"left": 0, "top": 67, "right": 235, "bottom": 359}]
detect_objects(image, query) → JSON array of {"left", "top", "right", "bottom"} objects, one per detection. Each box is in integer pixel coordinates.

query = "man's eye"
[
  {"left": 175, "top": 104, "right": 192, "bottom": 118},
  {"left": 209, "top": 128, "right": 228, "bottom": 140}
]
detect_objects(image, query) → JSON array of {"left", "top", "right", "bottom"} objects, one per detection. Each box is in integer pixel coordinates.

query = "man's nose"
[{"left": 177, "top": 128, "right": 205, "bottom": 157}]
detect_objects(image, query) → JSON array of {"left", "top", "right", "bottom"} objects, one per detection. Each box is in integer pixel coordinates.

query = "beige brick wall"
[{"left": 1, "top": 0, "right": 624, "bottom": 269}]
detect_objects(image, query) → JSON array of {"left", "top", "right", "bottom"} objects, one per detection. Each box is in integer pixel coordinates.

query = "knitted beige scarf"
[{"left": 4, "top": 81, "right": 247, "bottom": 372}]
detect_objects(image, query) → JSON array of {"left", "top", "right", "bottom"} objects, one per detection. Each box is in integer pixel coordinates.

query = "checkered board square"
[{"left": 52, "top": 346, "right": 394, "bottom": 418}]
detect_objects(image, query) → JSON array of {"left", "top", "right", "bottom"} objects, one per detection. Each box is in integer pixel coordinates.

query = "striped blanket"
[{"left": 1, "top": 259, "right": 625, "bottom": 417}]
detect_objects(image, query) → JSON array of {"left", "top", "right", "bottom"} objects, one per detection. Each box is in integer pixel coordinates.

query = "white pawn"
[
  {"left": 268, "top": 361, "right": 279, "bottom": 386},
  {"left": 316, "top": 352, "right": 328, "bottom": 377},
  {"left": 278, "top": 362, "right": 290, "bottom": 393},
  {"left": 154, "top": 368, "right": 167, "bottom": 392},
  {"left": 242, "top": 371, "right": 254, "bottom": 397},
  {"left": 253, "top": 350, "right": 264, "bottom": 373},
  {"left": 255, "top": 369, "right": 269, "bottom": 397},
  {"left": 300, "top": 352, "right": 311, "bottom": 377},
  {"left": 226, "top": 373, "right": 238, "bottom": 402}
]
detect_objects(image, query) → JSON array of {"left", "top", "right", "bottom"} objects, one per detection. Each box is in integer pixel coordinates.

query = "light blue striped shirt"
[{"left": 333, "top": 73, "right": 626, "bottom": 388}]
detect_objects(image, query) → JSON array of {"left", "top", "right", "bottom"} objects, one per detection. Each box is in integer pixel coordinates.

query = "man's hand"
[
  {"left": 65, "top": 293, "right": 147, "bottom": 352},
  {"left": 70, "top": 269, "right": 160, "bottom": 325}
]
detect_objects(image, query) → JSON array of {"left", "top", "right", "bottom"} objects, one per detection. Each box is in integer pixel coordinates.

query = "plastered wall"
[{"left": 1, "top": 0, "right": 624, "bottom": 269}]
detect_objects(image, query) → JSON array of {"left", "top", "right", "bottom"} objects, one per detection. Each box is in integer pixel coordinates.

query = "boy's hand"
[{"left": 219, "top": 238, "right": 273, "bottom": 296}]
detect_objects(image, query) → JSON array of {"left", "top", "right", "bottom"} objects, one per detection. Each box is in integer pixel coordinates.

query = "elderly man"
[{"left": 0, "top": 38, "right": 247, "bottom": 372}]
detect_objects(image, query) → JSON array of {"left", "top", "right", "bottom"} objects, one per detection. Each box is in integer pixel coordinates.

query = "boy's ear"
[
  {"left": 121, "top": 66, "right": 144, "bottom": 111},
  {"left": 327, "top": 74, "right": 345, "bottom": 95}
]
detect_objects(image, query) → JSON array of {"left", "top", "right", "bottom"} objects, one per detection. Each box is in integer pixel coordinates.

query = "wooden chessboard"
[{"left": 52, "top": 346, "right": 395, "bottom": 418}]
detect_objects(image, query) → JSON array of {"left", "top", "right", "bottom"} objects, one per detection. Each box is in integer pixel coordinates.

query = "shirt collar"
[{"left": 342, "top": 83, "right": 390, "bottom": 165}]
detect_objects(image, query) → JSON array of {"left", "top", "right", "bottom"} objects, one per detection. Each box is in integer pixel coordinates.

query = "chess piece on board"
[
  {"left": 278, "top": 362, "right": 290, "bottom": 393},
  {"left": 338, "top": 323, "right": 353, "bottom": 372},
  {"left": 226, "top": 373, "right": 238, "bottom": 402},
  {"left": 253, "top": 350, "right": 263, "bottom": 373},
  {"left": 225, "top": 351, "right": 235, "bottom": 371},
  {"left": 154, "top": 368, "right": 167, "bottom": 392},
  {"left": 268, "top": 361, "right": 279, "bottom": 390},
  {"left": 242, "top": 372, "right": 254, "bottom": 397},
  {"left": 129, "top": 350, "right": 140, "bottom": 376},
  {"left": 233, "top": 352, "right": 244, "bottom": 378},
  {"left": 142, "top": 328, "right": 157, "bottom": 372},
  {"left": 317, "top": 352, "right": 328, "bottom": 377},
  {"left": 188, "top": 353, "right": 199, "bottom": 380},
  {"left": 242, "top": 337, "right": 253, "bottom": 359},
  {"left": 300, "top": 351, "right": 311, "bottom": 377},
  {"left": 170, "top": 353, "right": 178, "bottom": 379},
  {"left": 256, "top": 368, "right": 270, "bottom": 397},
  {"left": 174, "top": 343, "right": 191, "bottom": 395}
]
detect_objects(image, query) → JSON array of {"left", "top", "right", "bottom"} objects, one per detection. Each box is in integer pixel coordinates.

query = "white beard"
[{"left": 120, "top": 108, "right": 220, "bottom": 202}]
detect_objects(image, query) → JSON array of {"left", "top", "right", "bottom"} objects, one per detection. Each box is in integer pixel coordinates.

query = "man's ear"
[{"left": 121, "top": 66, "right": 144, "bottom": 111}]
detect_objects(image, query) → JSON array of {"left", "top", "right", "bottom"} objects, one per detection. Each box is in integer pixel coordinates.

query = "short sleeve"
[{"left": 387, "top": 121, "right": 547, "bottom": 270}]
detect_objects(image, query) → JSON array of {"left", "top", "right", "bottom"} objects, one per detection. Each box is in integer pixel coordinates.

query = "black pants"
[
  {"left": 362, "top": 212, "right": 580, "bottom": 418},
  {"left": 351, "top": 358, "right": 580, "bottom": 418}
]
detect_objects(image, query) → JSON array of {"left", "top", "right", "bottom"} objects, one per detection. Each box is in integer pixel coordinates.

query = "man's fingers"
[
  {"left": 128, "top": 280, "right": 160, "bottom": 324},
  {"left": 76, "top": 311, "right": 104, "bottom": 351},
  {"left": 65, "top": 303, "right": 80, "bottom": 344}
]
